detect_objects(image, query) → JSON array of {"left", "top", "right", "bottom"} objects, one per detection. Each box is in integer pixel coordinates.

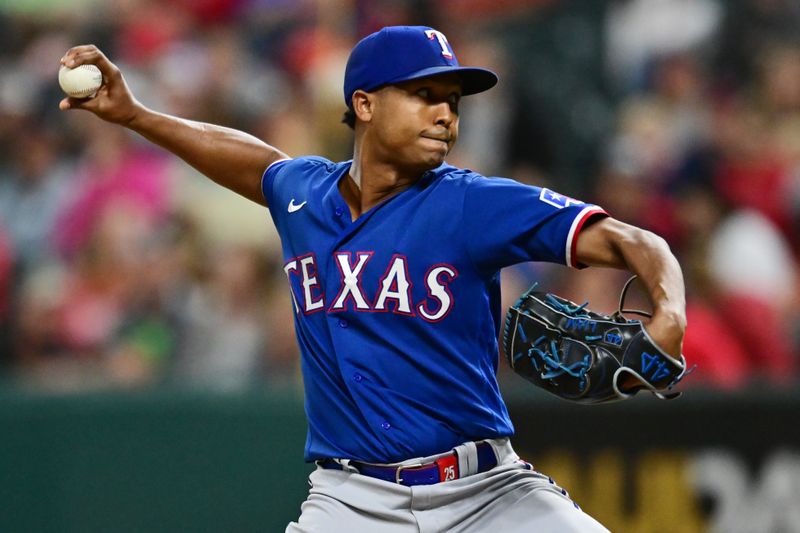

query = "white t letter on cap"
[{"left": 425, "top": 29, "right": 453, "bottom": 59}]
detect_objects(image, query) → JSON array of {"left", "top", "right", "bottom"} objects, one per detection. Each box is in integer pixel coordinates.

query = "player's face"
[{"left": 370, "top": 74, "right": 461, "bottom": 170}]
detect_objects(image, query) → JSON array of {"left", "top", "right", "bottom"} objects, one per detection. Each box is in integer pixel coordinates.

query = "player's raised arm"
[{"left": 58, "top": 45, "right": 287, "bottom": 207}]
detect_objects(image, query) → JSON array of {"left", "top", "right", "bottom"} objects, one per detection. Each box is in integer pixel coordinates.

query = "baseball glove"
[{"left": 503, "top": 276, "right": 690, "bottom": 404}]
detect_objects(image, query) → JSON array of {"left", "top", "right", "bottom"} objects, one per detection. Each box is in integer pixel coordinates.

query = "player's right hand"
[{"left": 59, "top": 45, "right": 143, "bottom": 126}]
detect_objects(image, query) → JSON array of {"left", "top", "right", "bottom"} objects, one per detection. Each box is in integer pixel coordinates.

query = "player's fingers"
[
  {"left": 60, "top": 45, "right": 119, "bottom": 80},
  {"left": 59, "top": 96, "right": 98, "bottom": 112},
  {"left": 60, "top": 44, "right": 109, "bottom": 63},
  {"left": 60, "top": 45, "right": 99, "bottom": 67},
  {"left": 60, "top": 44, "right": 96, "bottom": 59}
]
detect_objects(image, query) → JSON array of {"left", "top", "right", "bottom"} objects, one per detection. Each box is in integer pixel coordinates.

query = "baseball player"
[{"left": 59, "top": 25, "right": 686, "bottom": 532}]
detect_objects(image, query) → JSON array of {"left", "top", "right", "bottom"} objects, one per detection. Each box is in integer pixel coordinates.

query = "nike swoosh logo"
[{"left": 288, "top": 199, "right": 307, "bottom": 213}]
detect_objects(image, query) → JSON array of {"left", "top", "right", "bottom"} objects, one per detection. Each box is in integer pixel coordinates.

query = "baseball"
[{"left": 58, "top": 64, "right": 103, "bottom": 98}]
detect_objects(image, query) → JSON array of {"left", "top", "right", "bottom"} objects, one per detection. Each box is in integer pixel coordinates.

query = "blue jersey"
[{"left": 262, "top": 156, "right": 606, "bottom": 463}]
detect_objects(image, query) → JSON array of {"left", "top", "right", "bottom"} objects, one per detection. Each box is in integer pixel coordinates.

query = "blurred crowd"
[{"left": 0, "top": 0, "right": 798, "bottom": 393}]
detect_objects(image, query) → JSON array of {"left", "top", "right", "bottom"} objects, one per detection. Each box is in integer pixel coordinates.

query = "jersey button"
[
  {"left": 334, "top": 207, "right": 344, "bottom": 217},
  {"left": 338, "top": 318, "right": 349, "bottom": 328},
  {"left": 352, "top": 373, "right": 363, "bottom": 382},
  {"left": 381, "top": 422, "right": 391, "bottom": 430}
]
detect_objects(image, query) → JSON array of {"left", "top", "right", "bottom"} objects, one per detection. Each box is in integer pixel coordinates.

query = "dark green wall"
[
  {"left": 0, "top": 389, "right": 312, "bottom": 533},
  {"left": 1, "top": 386, "right": 798, "bottom": 532}
]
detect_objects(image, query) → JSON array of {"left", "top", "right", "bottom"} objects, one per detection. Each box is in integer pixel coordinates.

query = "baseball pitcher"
[{"left": 59, "top": 25, "right": 687, "bottom": 532}]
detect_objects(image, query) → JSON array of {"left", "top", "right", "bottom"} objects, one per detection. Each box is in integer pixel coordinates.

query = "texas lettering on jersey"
[{"left": 283, "top": 252, "right": 457, "bottom": 322}]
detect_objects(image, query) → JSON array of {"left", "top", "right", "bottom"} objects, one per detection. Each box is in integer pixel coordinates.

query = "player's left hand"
[
  {"left": 643, "top": 309, "right": 686, "bottom": 358},
  {"left": 504, "top": 278, "right": 691, "bottom": 403},
  {"left": 615, "top": 310, "right": 685, "bottom": 393}
]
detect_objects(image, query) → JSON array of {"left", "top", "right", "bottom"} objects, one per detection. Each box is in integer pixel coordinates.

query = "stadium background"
[{"left": 1, "top": 0, "right": 799, "bottom": 531}]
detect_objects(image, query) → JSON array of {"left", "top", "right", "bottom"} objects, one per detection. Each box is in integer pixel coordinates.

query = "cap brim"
[{"left": 383, "top": 66, "right": 499, "bottom": 96}]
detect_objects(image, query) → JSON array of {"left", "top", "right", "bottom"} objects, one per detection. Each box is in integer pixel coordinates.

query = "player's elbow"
[
  {"left": 601, "top": 220, "right": 673, "bottom": 269},
  {"left": 613, "top": 223, "right": 679, "bottom": 271},
  {"left": 620, "top": 224, "right": 669, "bottom": 253},
  {"left": 577, "top": 217, "right": 675, "bottom": 269}
]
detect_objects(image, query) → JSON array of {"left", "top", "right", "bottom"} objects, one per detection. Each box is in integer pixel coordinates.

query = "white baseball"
[{"left": 58, "top": 64, "right": 103, "bottom": 98}]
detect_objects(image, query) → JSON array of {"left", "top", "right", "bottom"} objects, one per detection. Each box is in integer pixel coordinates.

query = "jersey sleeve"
[
  {"left": 261, "top": 157, "right": 293, "bottom": 207},
  {"left": 461, "top": 176, "right": 607, "bottom": 273}
]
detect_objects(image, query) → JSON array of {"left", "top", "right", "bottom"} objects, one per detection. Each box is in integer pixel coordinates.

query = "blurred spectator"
[
  {"left": 607, "top": 53, "right": 712, "bottom": 190},
  {"left": 172, "top": 244, "right": 274, "bottom": 391},
  {"left": 0, "top": 123, "right": 72, "bottom": 269},
  {"left": 113, "top": 0, "right": 194, "bottom": 66},
  {"left": 13, "top": 262, "right": 71, "bottom": 385},
  {"left": 53, "top": 123, "right": 172, "bottom": 258},
  {"left": 711, "top": 97, "right": 796, "bottom": 243},
  {"left": 606, "top": 0, "right": 722, "bottom": 92},
  {"left": 714, "top": 0, "right": 800, "bottom": 92},
  {"left": 707, "top": 209, "right": 797, "bottom": 382}
]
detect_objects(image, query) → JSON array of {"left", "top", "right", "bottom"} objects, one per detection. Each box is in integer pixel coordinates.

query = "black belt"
[{"left": 317, "top": 441, "right": 497, "bottom": 486}]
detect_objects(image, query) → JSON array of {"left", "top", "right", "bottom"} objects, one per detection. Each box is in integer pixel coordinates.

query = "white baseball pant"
[{"left": 286, "top": 438, "right": 610, "bottom": 532}]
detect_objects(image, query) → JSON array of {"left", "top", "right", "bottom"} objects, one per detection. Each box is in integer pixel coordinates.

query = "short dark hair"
[{"left": 342, "top": 108, "right": 356, "bottom": 129}]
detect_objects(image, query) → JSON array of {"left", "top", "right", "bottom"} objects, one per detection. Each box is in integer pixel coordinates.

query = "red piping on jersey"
[{"left": 568, "top": 208, "right": 608, "bottom": 269}]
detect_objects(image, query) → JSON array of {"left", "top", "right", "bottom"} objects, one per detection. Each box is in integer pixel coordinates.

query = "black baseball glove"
[{"left": 502, "top": 276, "right": 690, "bottom": 404}]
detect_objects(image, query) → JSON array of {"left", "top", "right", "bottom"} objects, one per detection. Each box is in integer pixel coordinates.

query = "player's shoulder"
[
  {"left": 269, "top": 155, "right": 344, "bottom": 175},
  {"left": 434, "top": 163, "right": 537, "bottom": 192},
  {"left": 439, "top": 164, "right": 597, "bottom": 211},
  {"left": 262, "top": 155, "right": 348, "bottom": 207},
  {"left": 431, "top": 163, "right": 490, "bottom": 188}
]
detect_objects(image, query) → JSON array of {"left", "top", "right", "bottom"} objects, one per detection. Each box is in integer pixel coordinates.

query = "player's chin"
[
  {"left": 416, "top": 143, "right": 449, "bottom": 166},
  {"left": 413, "top": 153, "right": 446, "bottom": 172}
]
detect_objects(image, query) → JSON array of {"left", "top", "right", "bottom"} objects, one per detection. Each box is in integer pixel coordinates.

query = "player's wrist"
[
  {"left": 644, "top": 310, "right": 685, "bottom": 359},
  {"left": 119, "top": 100, "right": 149, "bottom": 129},
  {"left": 651, "top": 307, "right": 686, "bottom": 332}
]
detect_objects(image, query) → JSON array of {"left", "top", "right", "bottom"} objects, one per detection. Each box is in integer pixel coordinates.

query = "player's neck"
[{"left": 345, "top": 146, "right": 424, "bottom": 220}]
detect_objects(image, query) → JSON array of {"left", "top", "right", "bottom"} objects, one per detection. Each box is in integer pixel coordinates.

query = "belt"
[{"left": 317, "top": 441, "right": 497, "bottom": 486}]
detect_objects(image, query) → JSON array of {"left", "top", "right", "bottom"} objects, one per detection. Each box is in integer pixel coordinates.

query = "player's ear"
[{"left": 352, "top": 90, "right": 374, "bottom": 123}]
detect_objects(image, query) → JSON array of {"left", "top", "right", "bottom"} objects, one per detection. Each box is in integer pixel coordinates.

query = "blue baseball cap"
[{"left": 343, "top": 26, "right": 498, "bottom": 108}]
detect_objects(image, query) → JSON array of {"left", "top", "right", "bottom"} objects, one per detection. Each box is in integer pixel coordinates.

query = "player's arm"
[
  {"left": 574, "top": 216, "right": 686, "bottom": 357},
  {"left": 58, "top": 45, "right": 286, "bottom": 207}
]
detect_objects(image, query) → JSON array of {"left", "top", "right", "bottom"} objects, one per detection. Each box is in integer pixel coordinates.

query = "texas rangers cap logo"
[{"left": 424, "top": 29, "right": 454, "bottom": 59}]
